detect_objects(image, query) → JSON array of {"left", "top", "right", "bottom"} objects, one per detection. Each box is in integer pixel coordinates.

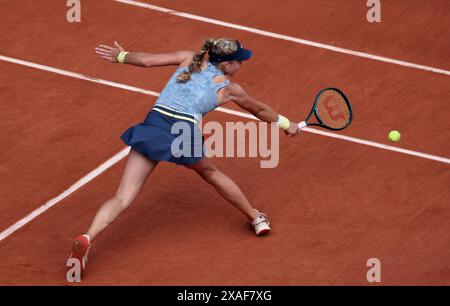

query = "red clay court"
[{"left": 0, "top": 0, "right": 449, "bottom": 285}]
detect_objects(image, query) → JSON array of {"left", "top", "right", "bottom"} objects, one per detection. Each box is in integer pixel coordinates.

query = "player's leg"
[
  {"left": 186, "top": 158, "right": 270, "bottom": 235},
  {"left": 186, "top": 158, "right": 258, "bottom": 220},
  {"left": 86, "top": 148, "right": 158, "bottom": 240},
  {"left": 68, "top": 149, "right": 158, "bottom": 275}
]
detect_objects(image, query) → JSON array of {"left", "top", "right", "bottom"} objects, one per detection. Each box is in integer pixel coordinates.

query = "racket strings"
[{"left": 315, "top": 90, "right": 351, "bottom": 129}]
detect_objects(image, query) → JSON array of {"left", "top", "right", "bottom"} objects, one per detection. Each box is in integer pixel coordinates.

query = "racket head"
[{"left": 312, "top": 88, "right": 352, "bottom": 130}]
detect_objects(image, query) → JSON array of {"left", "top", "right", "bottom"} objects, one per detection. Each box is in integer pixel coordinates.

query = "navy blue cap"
[{"left": 208, "top": 41, "right": 253, "bottom": 63}]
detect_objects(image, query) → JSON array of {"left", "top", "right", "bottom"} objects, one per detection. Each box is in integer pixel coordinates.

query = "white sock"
[{"left": 253, "top": 209, "right": 261, "bottom": 219}]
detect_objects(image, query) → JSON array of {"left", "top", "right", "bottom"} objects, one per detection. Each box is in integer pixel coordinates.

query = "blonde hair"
[{"left": 176, "top": 38, "right": 239, "bottom": 83}]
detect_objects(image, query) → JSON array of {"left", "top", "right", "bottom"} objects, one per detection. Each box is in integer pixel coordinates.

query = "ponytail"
[{"left": 176, "top": 39, "right": 216, "bottom": 83}]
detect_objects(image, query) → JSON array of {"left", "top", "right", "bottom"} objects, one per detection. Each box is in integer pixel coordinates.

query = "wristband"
[
  {"left": 117, "top": 51, "right": 130, "bottom": 64},
  {"left": 277, "top": 115, "right": 291, "bottom": 130}
]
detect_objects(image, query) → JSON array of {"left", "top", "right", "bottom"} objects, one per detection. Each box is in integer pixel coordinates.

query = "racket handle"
[{"left": 297, "top": 121, "right": 307, "bottom": 129}]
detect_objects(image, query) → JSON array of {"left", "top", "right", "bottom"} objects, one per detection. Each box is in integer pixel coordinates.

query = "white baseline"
[{"left": 113, "top": 0, "right": 450, "bottom": 76}]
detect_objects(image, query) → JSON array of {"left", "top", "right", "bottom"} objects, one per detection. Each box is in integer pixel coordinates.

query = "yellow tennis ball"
[{"left": 388, "top": 130, "right": 401, "bottom": 142}]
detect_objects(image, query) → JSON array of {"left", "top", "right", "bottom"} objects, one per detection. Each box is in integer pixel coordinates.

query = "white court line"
[
  {"left": 114, "top": 0, "right": 450, "bottom": 77},
  {"left": 0, "top": 148, "right": 130, "bottom": 242},
  {"left": 0, "top": 55, "right": 159, "bottom": 97},
  {"left": 1, "top": 54, "right": 449, "bottom": 165},
  {"left": 0, "top": 54, "right": 449, "bottom": 242}
]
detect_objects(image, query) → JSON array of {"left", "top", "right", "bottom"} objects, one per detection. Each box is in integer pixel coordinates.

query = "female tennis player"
[{"left": 68, "top": 38, "right": 299, "bottom": 276}]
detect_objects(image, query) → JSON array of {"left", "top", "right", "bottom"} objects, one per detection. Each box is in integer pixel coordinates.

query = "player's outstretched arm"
[
  {"left": 95, "top": 41, "right": 194, "bottom": 67},
  {"left": 223, "top": 83, "right": 299, "bottom": 137}
]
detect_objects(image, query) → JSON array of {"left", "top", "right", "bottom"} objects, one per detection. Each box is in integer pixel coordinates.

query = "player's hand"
[
  {"left": 95, "top": 41, "right": 124, "bottom": 63},
  {"left": 284, "top": 121, "right": 300, "bottom": 138}
]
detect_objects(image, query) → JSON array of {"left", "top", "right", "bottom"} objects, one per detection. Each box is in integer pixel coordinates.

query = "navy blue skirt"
[{"left": 121, "top": 106, "right": 204, "bottom": 165}]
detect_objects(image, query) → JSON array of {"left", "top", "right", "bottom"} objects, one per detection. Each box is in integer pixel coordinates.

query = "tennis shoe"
[
  {"left": 68, "top": 234, "right": 91, "bottom": 277},
  {"left": 251, "top": 210, "right": 271, "bottom": 236}
]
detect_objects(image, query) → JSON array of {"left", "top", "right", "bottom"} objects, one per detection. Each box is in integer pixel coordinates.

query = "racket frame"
[{"left": 299, "top": 87, "right": 353, "bottom": 131}]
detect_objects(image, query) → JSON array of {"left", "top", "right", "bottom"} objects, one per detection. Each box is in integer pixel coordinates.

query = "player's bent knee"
[
  {"left": 198, "top": 167, "right": 218, "bottom": 184},
  {"left": 114, "top": 191, "right": 137, "bottom": 209},
  {"left": 116, "top": 181, "right": 143, "bottom": 200}
]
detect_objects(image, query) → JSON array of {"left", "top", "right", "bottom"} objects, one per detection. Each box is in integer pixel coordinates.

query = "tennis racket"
[{"left": 297, "top": 88, "right": 353, "bottom": 131}]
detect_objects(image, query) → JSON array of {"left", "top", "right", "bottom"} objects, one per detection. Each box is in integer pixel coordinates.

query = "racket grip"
[{"left": 297, "top": 121, "right": 307, "bottom": 129}]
